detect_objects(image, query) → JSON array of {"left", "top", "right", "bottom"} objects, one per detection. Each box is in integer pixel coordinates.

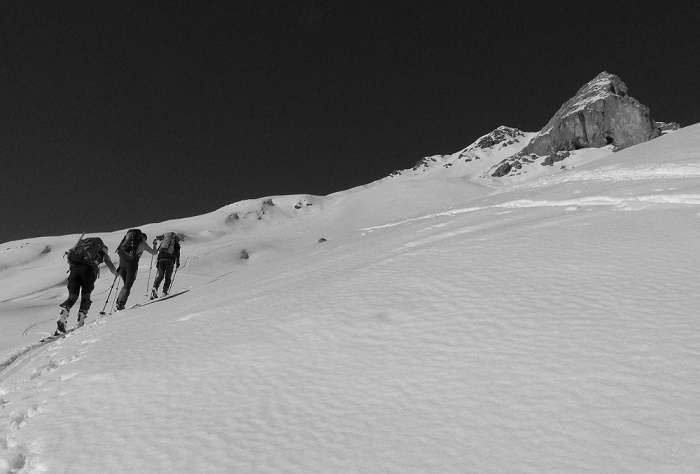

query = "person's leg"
[
  {"left": 116, "top": 263, "right": 138, "bottom": 309},
  {"left": 153, "top": 260, "right": 166, "bottom": 290},
  {"left": 58, "top": 266, "right": 80, "bottom": 332},
  {"left": 115, "top": 265, "right": 128, "bottom": 309},
  {"left": 60, "top": 267, "right": 81, "bottom": 310},
  {"left": 77, "top": 266, "right": 96, "bottom": 326},
  {"left": 162, "top": 260, "right": 175, "bottom": 294}
]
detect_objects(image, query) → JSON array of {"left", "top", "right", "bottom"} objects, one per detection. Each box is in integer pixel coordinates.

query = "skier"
[
  {"left": 114, "top": 229, "right": 157, "bottom": 310},
  {"left": 57, "top": 237, "right": 118, "bottom": 334},
  {"left": 151, "top": 232, "right": 181, "bottom": 299}
]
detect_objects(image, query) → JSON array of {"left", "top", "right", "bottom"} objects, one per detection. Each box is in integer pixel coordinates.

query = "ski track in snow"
[
  {"left": 361, "top": 192, "right": 700, "bottom": 233},
  {"left": 0, "top": 329, "right": 101, "bottom": 472}
]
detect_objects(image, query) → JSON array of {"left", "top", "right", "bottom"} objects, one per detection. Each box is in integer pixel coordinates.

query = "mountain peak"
[
  {"left": 549, "top": 71, "right": 629, "bottom": 124},
  {"left": 534, "top": 71, "right": 659, "bottom": 152},
  {"left": 390, "top": 72, "right": 678, "bottom": 183},
  {"left": 490, "top": 71, "right": 663, "bottom": 177}
]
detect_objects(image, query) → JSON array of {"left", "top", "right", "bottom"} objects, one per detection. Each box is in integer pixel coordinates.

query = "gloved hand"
[{"left": 176, "top": 261, "right": 180, "bottom": 269}]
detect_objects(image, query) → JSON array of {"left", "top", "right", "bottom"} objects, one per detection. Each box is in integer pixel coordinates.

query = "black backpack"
[
  {"left": 158, "top": 232, "right": 179, "bottom": 257},
  {"left": 67, "top": 237, "right": 105, "bottom": 269},
  {"left": 117, "top": 228, "right": 143, "bottom": 262}
]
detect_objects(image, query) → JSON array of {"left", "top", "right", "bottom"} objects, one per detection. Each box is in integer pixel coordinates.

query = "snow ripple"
[{"left": 521, "top": 163, "right": 700, "bottom": 187}]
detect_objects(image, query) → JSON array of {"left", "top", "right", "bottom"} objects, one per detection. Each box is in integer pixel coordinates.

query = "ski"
[
  {"left": 109, "top": 288, "right": 192, "bottom": 314},
  {"left": 39, "top": 327, "right": 77, "bottom": 343},
  {"left": 135, "top": 287, "right": 191, "bottom": 308}
]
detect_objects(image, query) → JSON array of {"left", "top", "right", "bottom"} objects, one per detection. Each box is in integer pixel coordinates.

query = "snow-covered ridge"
[{"left": 389, "top": 126, "right": 535, "bottom": 182}]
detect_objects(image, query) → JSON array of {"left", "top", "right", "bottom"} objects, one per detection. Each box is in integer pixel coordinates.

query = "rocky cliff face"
[{"left": 491, "top": 72, "right": 663, "bottom": 177}]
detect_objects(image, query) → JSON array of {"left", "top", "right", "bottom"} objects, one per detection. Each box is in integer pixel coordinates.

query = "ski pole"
[
  {"left": 146, "top": 252, "right": 155, "bottom": 296},
  {"left": 111, "top": 276, "right": 121, "bottom": 312},
  {"left": 168, "top": 256, "right": 189, "bottom": 292},
  {"left": 167, "top": 264, "right": 179, "bottom": 294},
  {"left": 146, "top": 238, "right": 162, "bottom": 297},
  {"left": 100, "top": 274, "right": 119, "bottom": 315}
]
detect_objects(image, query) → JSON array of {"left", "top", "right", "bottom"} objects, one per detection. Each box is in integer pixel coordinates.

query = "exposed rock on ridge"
[
  {"left": 492, "top": 72, "right": 662, "bottom": 177},
  {"left": 655, "top": 121, "right": 681, "bottom": 133},
  {"left": 390, "top": 126, "right": 527, "bottom": 177},
  {"left": 471, "top": 126, "right": 526, "bottom": 151}
]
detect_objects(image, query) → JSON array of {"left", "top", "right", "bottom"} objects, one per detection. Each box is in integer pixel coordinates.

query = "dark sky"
[{"left": 1, "top": 1, "right": 698, "bottom": 244}]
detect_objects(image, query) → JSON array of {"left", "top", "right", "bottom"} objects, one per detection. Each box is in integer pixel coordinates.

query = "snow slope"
[{"left": 1, "top": 124, "right": 700, "bottom": 472}]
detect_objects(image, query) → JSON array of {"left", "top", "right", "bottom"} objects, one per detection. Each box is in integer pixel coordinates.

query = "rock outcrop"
[
  {"left": 655, "top": 121, "right": 681, "bottom": 133},
  {"left": 471, "top": 126, "right": 526, "bottom": 151},
  {"left": 492, "top": 72, "right": 662, "bottom": 177},
  {"left": 388, "top": 126, "right": 528, "bottom": 178}
]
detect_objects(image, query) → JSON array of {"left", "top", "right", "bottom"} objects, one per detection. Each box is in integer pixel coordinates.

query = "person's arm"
[
  {"left": 103, "top": 255, "right": 118, "bottom": 277},
  {"left": 138, "top": 240, "right": 158, "bottom": 256},
  {"left": 175, "top": 242, "right": 181, "bottom": 267}
]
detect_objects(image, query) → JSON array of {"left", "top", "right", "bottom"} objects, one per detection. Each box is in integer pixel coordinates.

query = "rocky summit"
[
  {"left": 491, "top": 72, "right": 664, "bottom": 177},
  {"left": 389, "top": 71, "right": 678, "bottom": 183}
]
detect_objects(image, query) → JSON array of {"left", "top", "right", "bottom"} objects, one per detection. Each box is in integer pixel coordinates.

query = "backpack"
[
  {"left": 67, "top": 237, "right": 105, "bottom": 269},
  {"left": 159, "top": 232, "right": 179, "bottom": 257},
  {"left": 117, "top": 228, "right": 143, "bottom": 262}
]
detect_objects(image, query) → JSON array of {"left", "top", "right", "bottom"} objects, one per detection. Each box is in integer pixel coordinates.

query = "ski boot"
[
  {"left": 56, "top": 307, "right": 69, "bottom": 335},
  {"left": 150, "top": 288, "right": 158, "bottom": 300},
  {"left": 77, "top": 311, "right": 87, "bottom": 328}
]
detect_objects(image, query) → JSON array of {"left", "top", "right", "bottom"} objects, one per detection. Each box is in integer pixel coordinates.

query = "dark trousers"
[
  {"left": 61, "top": 263, "right": 96, "bottom": 313},
  {"left": 116, "top": 259, "right": 139, "bottom": 307},
  {"left": 153, "top": 258, "right": 175, "bottom": 291}
]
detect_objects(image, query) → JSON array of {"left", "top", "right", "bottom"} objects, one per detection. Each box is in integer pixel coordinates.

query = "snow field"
[
  {"left": 6, "top": 198, "right": 700, "bottom": 472},
  {"left": 2, "top": 124, "right": 700, "bottom": 472}
]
